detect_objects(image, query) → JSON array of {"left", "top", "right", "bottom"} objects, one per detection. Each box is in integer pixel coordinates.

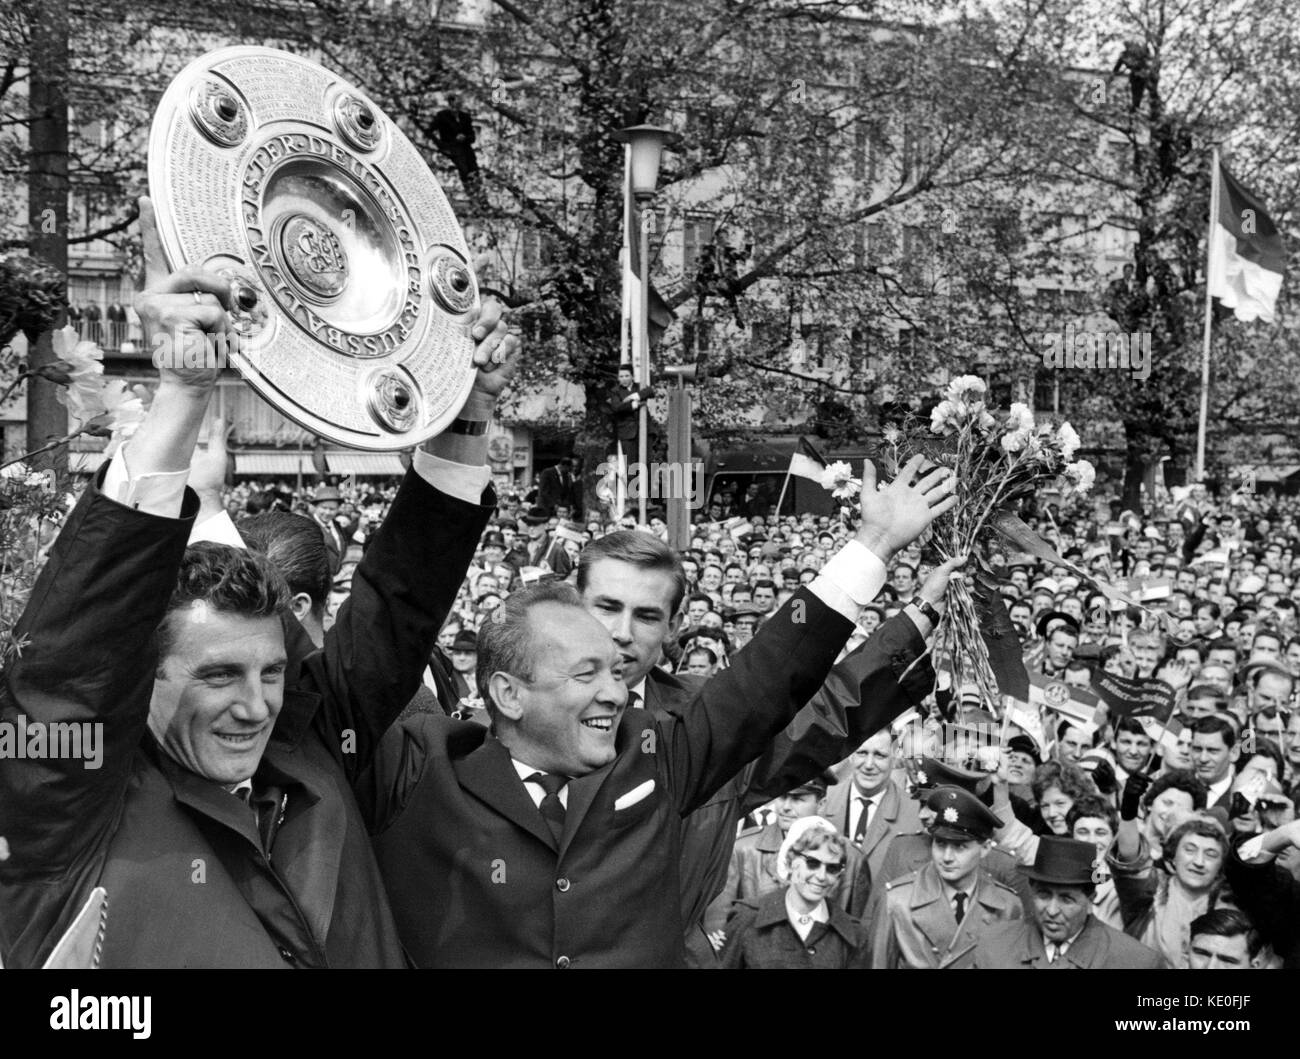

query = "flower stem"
[
  {"left": 0, "top": 371, "right": 32, "bottom": 411},
  {"left": 0, "top": 428, "right": 87, "bottom": 472}
]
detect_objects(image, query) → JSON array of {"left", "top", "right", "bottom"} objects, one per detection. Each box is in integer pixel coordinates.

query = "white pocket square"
[{"left": 614, "top": 779, "right": 656, "bottom": 811}]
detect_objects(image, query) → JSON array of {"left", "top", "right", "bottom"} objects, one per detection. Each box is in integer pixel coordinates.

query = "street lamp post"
[{"left": 615, "top": 124, "right": 674, "bottom": 527}]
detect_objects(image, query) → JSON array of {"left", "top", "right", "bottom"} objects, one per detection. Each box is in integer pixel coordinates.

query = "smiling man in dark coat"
[
  {"left": 363, "top": 456, "right": 957, "bottom": 967},
  {"left": 0, "top": 201, "right": 513, "bottom": 968}
]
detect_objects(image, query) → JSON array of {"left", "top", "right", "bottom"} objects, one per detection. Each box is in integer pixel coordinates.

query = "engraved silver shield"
[{"left": 148, "top": 45, "right": 479, "bottom": 450}]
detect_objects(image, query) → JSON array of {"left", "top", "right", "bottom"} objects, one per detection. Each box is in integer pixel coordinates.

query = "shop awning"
[
  {"left": 234, "top": 453, "right": 310, "bottom": 476},
  {"left": 326, "top": 451, "right": 406, "bottom": 476}
]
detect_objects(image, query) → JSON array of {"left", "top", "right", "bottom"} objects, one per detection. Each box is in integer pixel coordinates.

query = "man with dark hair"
[
  {"left": 1191, "top": 715, "right": 1240, "bottom": 809},
  {"left": 1189, "top": 909, "right": 1265, "bottom": 968},
  {"left": 972, "top": 837, "right": 1166, "bottom": 968},
  {"left": 1111, "top": 716, "right": 1154, "bottom": 785},
  {"left": 237, "top": 511, "right": 332, "bottom": 644},
  {"left": 0, "top": 206, "right": 515, "bottom": 968},
  {"left": 364, "top": 457, "right": 958, "bottom": 966},
  {"left": 751, "top": 579, "right": 777, "bottom": 615},
  {"left": 536, "top": 456, "right": 582, "bottom": 519},
  {"left": 1206, "top": 638, "right": 1240, "bottom": 684}
]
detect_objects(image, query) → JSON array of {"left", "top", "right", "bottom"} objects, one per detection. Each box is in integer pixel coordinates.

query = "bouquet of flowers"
[{"left": 821, "top": 375, "right": 1095, "bottom": 710}]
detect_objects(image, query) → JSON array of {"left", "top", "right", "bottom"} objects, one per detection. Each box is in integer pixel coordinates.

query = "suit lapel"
[
  {"left": 1022, "top": 922, "right": 1051, "bottom": 968},
  {"left": 911, "top": 863, "right": 955, "bottom": 955},
  {"left": 256, "top": 745, "right": 336, "bottom": 944},
  {"left": 559, "top": 711, "right": 650, "bottom": 858},
  {"left": 454, "top": 734, "right": 558, "bottom": 851},
  {"left": 157, "top": 743, "right": 263, "bottom": 852},
  {"left": 946, "top": 875, "right": 999, "bottom": 965},
  {"left": 860, "top": 781, "right": 899, "bottom": 857},
  {"left": 825, "top": 783, "right": 852, "bottom": 837},
  {"left": 1063, "top": 916, "right": 1105, "bottom": 968}
]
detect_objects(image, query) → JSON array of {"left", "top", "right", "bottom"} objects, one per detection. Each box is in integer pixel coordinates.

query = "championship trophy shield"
[{"left": 147, "top": 46, "right": 480, "bottom": 450}]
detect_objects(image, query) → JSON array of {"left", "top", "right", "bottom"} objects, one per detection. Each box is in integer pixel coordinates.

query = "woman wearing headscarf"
[{"left": 720, "top": 817, "right": 866, "bottom": 968}]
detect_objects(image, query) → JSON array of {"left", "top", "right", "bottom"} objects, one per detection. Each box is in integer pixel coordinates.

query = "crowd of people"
[
  {"left": 3, "top": 202, "right": 1300, "bottom": 971},
  {"left": 195, "top": 441, "right": 1300, "bottom": 970}
]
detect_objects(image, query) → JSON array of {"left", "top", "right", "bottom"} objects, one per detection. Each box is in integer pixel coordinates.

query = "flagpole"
[
  {"left": 774, "top": 464, "right": 793, "bottom": 519},
  {"left": 1196, "top": 146, "right": 1220, "bottom": 483}
]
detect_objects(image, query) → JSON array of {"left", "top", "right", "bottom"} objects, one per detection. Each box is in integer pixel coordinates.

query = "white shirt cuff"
[
  {"left": 807, "top": 539, "right": 887, "bottom": 623},
  {"left": 189, "top": 510, "right": 246, "bottom": 548},
  {"left": 412, "top": 448, "right": 491, "bottom": 506},
  {"left": 100, "top": 450, "right": 189, "bottom": 519}
]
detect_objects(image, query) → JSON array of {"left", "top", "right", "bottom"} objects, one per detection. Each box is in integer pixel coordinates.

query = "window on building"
[
  {"left": 853, "top": 120, "right": 876, "bottom": 184},
  {"left": 751, "top": 319, "right": 787, "bottom": 355},
  {"left": 520, "top": 228, "right": 555, "bottom": 270},
  {"left": 683, "top": 215, "right": 716, "bottom": 277},
  {"left": 682, "top": 317, "right": 711, "bottom": 356}
]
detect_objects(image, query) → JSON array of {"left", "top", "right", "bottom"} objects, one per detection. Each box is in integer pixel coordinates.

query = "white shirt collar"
[
  {"left": 1207, "top": 773, "right": 1233, "bottom": 802},
  {"left": 628, "top": 677, "right": 647, "bottom": 707},
  {"left": 509, "top": 756, "right": 569, "bottom": 808},
  {"left": 852, "top": 786, "right": 882, "bottom": 806},
  {"left": 785, "top": 888, "right": 829, "bottom": 938}
]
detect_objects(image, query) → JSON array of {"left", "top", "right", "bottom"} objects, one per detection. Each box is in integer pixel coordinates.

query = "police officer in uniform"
[
  {"left": 851, "top": 757, "right": 1029, "bottom": 920},
  {"left": 869, "top": 787, "right": 1022, "bottom": 968}
]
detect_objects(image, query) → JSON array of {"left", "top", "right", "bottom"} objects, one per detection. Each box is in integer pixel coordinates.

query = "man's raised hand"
[
  {"left": 466, "top": 297, "right": 522, "bottom": 401},
  {"left": 916, "top": 555, "right": 967, "bottom": 617},
  {"left": 135, "top": 195, "right": 233, "bottom": 392},
  {"left": 855, "top": 455, "right": 957, "bottom": 564}
]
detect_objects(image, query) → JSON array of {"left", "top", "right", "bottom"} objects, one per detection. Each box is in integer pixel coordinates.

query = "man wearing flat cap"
[
  {"left": 870, "top": 787, "right": 1021, "bottom": 968},
  {"left": 1029, "top": 613, "right": 1080, "bottom": 679},
  {"left": 972, "top": 836, "right": 1167, "bottom": 968},
  {"left": 520, "top": 504, "right": 572, "bottom": 577},
  {"left": 310, "top": 485, "right": 360, "bottom": 575}
]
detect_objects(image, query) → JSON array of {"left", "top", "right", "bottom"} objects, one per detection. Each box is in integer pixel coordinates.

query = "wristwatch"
[
  {"left": 908, "top": 596, "right": 941, "bottom": 626},
  {"left": 445, "top": 417, "right": 490, "bottom": 436}
]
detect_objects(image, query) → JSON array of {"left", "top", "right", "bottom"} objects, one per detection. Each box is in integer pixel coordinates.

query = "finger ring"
[{"left": 193, "top": 290, "right": 203, "bottom": 304}]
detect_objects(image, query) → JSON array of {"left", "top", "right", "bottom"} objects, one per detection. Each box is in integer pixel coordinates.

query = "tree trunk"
[
  {"left": 25, "top": 0, "right": 70, "bottom": 476},
  {"left": 1121, "top": 425, "right": 1145, "bottom": 512}
]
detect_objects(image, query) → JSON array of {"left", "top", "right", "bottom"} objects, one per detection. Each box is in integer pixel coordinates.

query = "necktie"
[
  {"left": 854, "top": 797, "right": 873, "bottom": 841},
  {"left": 628, "top": 690, "right": 642, "bottom": 710},
  {"left": 953, "top": 892, "right": 967, "bottom": 923},
  {"left": 526, "top": 772, "right": 567, "bottom": 842}
]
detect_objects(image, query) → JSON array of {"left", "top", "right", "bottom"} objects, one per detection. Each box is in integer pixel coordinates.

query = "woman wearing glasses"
[{"left": 720, "top": 817, "right": 866, "bottom": 969}]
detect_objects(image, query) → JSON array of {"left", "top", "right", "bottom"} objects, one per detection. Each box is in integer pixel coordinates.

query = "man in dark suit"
[
  {"left": 0, "top": 208, "right": 515, "bottom": 968},
  {"left": 571, "top": 527, "right": 957, "bottom": 964},
  {"left": 607, "top": 364, "right": 656, "bottom": 464},
  {"left": 363, "top": 456, "right": 957, "bottom": 966},
  {"left": 537, "top": 457, "right": 582, "bottom": 519},
  {"left": 1191, "top": 715, "right": 1239, "bottom": 811},
  {"left": 971, "top": 837, "right": 1167, "bottom": 968},
  {"left": 309, "top": 486, "right": 359, "bottom": 576}
]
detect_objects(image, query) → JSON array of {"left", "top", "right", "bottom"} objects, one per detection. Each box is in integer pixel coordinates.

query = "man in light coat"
[{"left": 871, "top": 787, "right": 1021, "bottom": 968}]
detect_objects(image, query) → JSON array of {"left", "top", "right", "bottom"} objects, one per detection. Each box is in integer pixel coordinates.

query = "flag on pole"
[
  {"left": 1027, "top": 672, "right": 1104, "bottom": 737},
  {"left": 1208, "top": 160, "right": 1284, "bottom": 323},
  {"left": 621, "top": 145, "right": 674, "bottom": 362},
  {"left": 1090, "top": 670, "right": 1177, "bottom": 737},
  {"left": 789, "top": 436, "right": 828, "bottom": 481},
  {"left": 1158, "top": 715, "right": 1185, "bottom": 759},
  {"left": 1002, "top": 696, "right": 1048, "bottom": 752}
]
